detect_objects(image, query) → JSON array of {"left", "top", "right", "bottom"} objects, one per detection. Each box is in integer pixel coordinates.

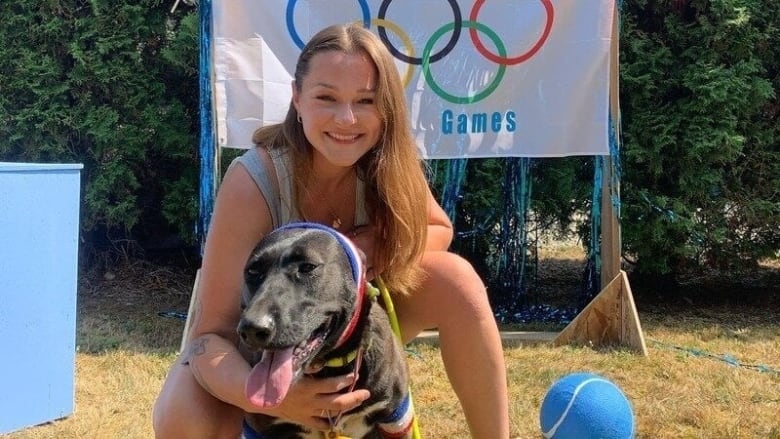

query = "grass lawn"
[{"left": 3, "top": 256, "right": 780, "bottom": 439}]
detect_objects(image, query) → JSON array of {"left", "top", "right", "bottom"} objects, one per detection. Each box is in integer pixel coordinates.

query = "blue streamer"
[
  {"left": 608, "top": 114, "right": 622, "bottom": 218},
  {"left": 496, "top": 158, "right": 532, "bottom": 308},
  {"left": 439, "top": 158, "right": 468, "bottom": 221},
  {"left": 581, "top": 90, "right": 624, "bottom": 306},
  {"left": 580, "top": 156, "right": 603, "bottom": 307},
  {"left": 197, "top": 0, "right": 215, "bottom": 254}
]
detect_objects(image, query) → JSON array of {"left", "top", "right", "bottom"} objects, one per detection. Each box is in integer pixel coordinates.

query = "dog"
[{"left": 237, "top": 222, "right": 414, "bottom": 439}]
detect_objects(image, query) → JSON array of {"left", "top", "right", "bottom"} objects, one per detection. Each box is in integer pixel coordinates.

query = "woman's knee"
[
  {"left": 153, "top": 360, "right": 243, "bottom": 439},
  {"left": 393, "top": 251, "right": 489, "bottom": 336},
  {"left": 426, "top": 249, "right": 481, "bottom": 277},
  {"left": 421, "top": 251, "right": 488, "bottom": 303}
]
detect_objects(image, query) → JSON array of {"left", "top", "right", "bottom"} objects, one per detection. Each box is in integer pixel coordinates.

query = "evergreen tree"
[
  {"left": 0, "top": 1, "right": 199, "bottom": 261},
  {"left": 620, "top": 0, "right": 780, "bottom": 275}
]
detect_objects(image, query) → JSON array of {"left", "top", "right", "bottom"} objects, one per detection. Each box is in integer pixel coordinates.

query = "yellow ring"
[{"left": 355, "top": 19, "right": 415, "bottom": 88}]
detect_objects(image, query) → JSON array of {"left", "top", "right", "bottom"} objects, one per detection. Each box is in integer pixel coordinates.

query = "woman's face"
[{"left": 292, "top": 50, "right": 382, "bottom": 169}]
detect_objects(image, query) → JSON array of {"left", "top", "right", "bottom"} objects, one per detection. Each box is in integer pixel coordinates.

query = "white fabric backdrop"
[{"left": 212, "top": 0, "right": 615, "bottom": 158}]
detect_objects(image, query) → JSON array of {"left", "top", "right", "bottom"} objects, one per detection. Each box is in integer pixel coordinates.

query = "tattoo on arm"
[
  {"left": 181, "top": 336, "right": 208, "bottom": 365},
  {"left": 183, "top": 337, "right": 216, "bottom": 395}
]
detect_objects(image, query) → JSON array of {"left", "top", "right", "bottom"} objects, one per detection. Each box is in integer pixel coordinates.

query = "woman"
[{"left": 153, "top": 23, "right": 509, "bottom": 438}]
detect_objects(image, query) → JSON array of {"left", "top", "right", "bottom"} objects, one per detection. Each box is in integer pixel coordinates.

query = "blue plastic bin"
[{"left": 0, "top": 163, "right": 83, "bottom": 434}]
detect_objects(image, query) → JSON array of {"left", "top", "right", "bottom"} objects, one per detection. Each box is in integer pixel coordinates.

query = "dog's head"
[{"left": 237, "top": 223, "right": 365, "bottom": 409}]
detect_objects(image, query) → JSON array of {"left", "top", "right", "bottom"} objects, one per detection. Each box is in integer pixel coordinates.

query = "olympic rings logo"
[{"left": 285, "top": 0, "right": 555, "bottom": 104}]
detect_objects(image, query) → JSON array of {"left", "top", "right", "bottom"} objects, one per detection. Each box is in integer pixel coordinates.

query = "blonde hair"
[{"left": 252, "top": 24, "right": 429, "bottom": 294}]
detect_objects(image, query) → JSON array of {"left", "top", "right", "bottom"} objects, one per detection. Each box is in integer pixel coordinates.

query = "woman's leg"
[
  {"left": 392, "top": 251, "right": 510, "bottom": 439},
  {"left": 152, "top": 355, "right": 244, "bottom": 439}
]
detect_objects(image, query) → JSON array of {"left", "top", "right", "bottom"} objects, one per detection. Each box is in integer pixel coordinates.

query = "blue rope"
[
  {"left": 648, "top": 339, "right": 780, "bottom": 376},
  {"left": 196, "top": 0, "right": 215, "bottom": 254}
]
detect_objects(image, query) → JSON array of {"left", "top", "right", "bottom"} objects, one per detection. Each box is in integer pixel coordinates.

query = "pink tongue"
[{"left": 245, "top": 348, "right": 295, "bottom": 408}]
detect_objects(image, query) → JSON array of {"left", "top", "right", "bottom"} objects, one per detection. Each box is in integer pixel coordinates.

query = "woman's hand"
[
  {"left": 347, "top": 225, "right": 379, "bottom": 280},
  {"left": 247, "top": 373, "right": 371, "bottom": 430}
]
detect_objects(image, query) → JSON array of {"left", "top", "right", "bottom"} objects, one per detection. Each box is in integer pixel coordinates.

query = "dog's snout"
[{"left": 238, "top": 314, "right": 275, "bottom": 349}]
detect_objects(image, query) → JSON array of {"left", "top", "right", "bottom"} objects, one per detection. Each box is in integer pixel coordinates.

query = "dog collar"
[
  {"left": 275, "top": 222, "right": 367, "bottom": 349},
  {"left": 322, "top": 335, "right": 376, "bottom": 369}
]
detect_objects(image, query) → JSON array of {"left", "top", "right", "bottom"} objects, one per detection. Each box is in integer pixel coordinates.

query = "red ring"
[{"left": 469, "top": 0, "right": 554, "bottom": 66}]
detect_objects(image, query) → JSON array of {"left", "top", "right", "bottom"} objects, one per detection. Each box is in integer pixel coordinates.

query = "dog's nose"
[{"left": 237, "top": 314, "right": 275, "bottom": 349}]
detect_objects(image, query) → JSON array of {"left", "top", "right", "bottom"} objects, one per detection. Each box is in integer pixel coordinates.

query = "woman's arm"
[{"left": 185, "top": 160, "right": 273, "bottom": 412}]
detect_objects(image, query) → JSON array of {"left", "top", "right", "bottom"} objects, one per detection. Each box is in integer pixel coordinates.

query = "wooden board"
[
  {"left": 180, "top": 269, "right": 201, "bottom": 353},
  {"left": 553, "top": 271, "right": 648, "bottom": 355}
]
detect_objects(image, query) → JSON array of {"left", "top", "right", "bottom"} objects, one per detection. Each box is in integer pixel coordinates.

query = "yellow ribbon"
[{"left": 374, "top": 277, "right": 422, "bottom": 439}]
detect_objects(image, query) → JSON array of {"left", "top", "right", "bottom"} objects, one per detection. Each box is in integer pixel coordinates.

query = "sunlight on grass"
[
  {"left": 6, "top": 325, "right": 779, "bottom": 439},
  {"left": 405, "top": 317, "right": 780, "bottom": 439},
  {"left": 5, "top": 350, "right": 176, "bottom": 439},
  {"left": 4, "top": 258, "right": 780, "bottom": 438}
]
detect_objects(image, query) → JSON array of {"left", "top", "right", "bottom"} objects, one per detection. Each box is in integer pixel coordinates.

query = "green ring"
[{"left": 422, "top": 20, "right": 507, "bottom": 105}]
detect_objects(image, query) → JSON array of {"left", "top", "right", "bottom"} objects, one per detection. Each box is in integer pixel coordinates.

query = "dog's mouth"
[{"left": 245, "top": 317, "right": 336, "bottom": 409}]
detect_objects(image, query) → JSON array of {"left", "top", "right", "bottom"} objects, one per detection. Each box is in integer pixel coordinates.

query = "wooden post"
[
  {"left": 180, "top": 269, "right": 201, "bottom": 353},
  {"left": 601, "top": 0, "right": 623, "bottom": 288},
  {"left": 554, "top": 2, "right": 648, "bottom": 355}
]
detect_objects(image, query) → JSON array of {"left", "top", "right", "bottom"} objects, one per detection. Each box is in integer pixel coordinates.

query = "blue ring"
[{"left": 286, "top": 0, "right": 371, "bottom": 50}]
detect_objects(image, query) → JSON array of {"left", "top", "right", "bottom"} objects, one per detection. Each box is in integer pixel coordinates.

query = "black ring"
[{"left": 376, "top": 0, "right": 462, "bottom": 65}]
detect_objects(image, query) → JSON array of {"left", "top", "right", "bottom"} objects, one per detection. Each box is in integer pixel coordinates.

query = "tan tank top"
[{"left": 234, "top": 147, "right": 368, "bottom": 228}]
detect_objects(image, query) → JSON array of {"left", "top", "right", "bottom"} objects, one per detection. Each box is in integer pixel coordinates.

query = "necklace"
[{"left": 298, "top": 178, "right": 351, "bottom": 230}]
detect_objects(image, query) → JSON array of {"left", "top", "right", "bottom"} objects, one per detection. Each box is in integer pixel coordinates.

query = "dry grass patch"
[
  {"left": 408, "top": 323, "right": 780, "bottom": 438},
  {"left": 6, "top": 351, "right": 174, "bottom": 439},
  {"left": 4, "top": 258, "right": 780, "bottom": 438}
]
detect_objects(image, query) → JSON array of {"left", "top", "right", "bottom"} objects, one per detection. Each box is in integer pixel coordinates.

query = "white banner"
[{"left": 212, "top": 0, "right": 615, "bottom": 158}]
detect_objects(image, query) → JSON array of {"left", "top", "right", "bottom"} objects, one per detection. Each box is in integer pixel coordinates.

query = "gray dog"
[{"left": 237, "top": 222, "right": 414, "bottom": 439}]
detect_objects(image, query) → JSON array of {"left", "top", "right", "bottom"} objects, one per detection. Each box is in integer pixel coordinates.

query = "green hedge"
[
  {"left": 0, "top": 1, "right": 199, "bottom": 261},
  {"left": 1, "top": 1, "right": 777, "bottom": 280},
  {"left": 620, "top": 0, "right": 780, "bottom": 274}
]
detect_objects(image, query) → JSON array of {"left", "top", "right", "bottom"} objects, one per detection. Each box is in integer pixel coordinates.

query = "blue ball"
[{"left": 539, "top": 372, "right": 635, "bottom": 439}]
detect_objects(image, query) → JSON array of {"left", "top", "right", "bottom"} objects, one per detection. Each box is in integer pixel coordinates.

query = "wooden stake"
[
  {"left": 554, "top": 271, "right": 648, "bottom": 355},
  {"left": 180, "top": 269, "right": 201, "bottom": 353},
  {"left": 552, "top": 1, "right": 649, "bottom": 356}
]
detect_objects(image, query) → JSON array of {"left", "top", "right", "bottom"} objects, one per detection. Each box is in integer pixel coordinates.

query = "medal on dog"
[{"left": 325, "top": 430, "right": 351, "bottom": 439}]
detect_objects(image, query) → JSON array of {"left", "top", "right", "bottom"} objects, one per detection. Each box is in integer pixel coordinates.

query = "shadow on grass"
[
  {"left": 76, "top": 256, "right": 780, "bottom": 353},
  {"left": 77, "top": 260, "right": 194, "bottom": 354}
]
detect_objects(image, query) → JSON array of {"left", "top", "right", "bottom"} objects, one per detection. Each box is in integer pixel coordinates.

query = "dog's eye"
[
  {"left": 246, "top": 268, "right": 264, "bottom": 281},
  {"left": 298, "top": 262, "right": 317, "bottom": 274}
]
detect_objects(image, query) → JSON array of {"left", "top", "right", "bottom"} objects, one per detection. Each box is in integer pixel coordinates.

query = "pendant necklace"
[{"left": 299, "top": 182, "right": 345, "bottom": 230}]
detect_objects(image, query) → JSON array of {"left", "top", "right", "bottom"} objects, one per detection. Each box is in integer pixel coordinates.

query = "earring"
[{"left": 297, "top": 114, "right": 302, "bottom": 123}]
